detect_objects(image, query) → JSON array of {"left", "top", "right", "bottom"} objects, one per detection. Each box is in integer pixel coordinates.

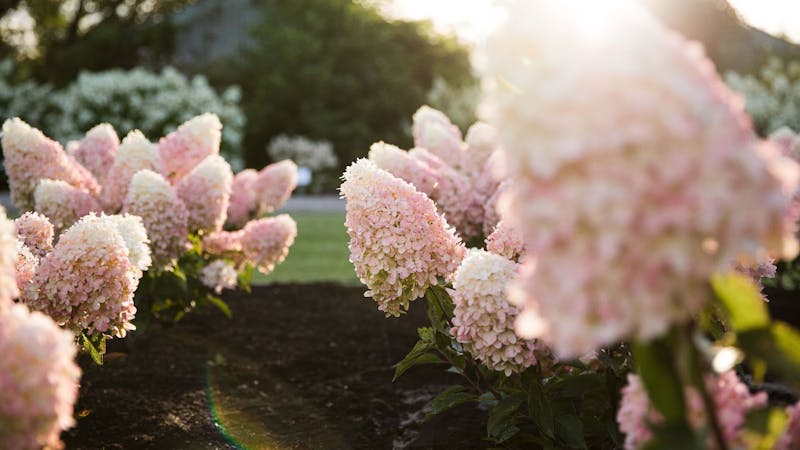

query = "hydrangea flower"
[
  {"left": 176, "top": 155, "right": 233, "bottom": 233},
  {"left": 341, "top": 159, "right": 466, "bottom": 316},
  {"left": 240, "top": 214, "right": 297, "bottom": 275},
  {"left": 776, "top": 401, "right": 800, "bottom": 450},
  {"left": 226, "top": 168, "right": 259, "bottom": 228},
  {"left": 1, "top": 118, "right": 100, "bottom": 211},
  {"left": 0, "top": 303, "right": 81, "bottom": 450},
  {"left": 411, "top": 149, "right": 483, "bottom": 240},
  {"left": 254, "top": 159, "right": 297, "bottom": 214},
  {"left": 105, "top": 214, "right": 152, "bottom": 274},
  {"left": 463, "top": 121, "right": 497, "bottom": 177},
  {"left": 486, "top": 220, "right": 526, "bottom": 262},
  {"left": 0, "top": 208, "right": 20, "bottom": 305},
  {"left": 101, "top": 130, "right": 163, "bottom": 212},
  {"left": 450, "top": 250, "right": 538, "bottom": 375},
  {"left": 124, "top": 169, "right": 189, "bottom": 270},
  {"left": 617, "top": 371, "right": 767, "bottom": 449},
  {"left": 201, "top": 260, "right": 238, "bottom": 294},
  {"left": 68, "top": 123, "right": 119, "bottom": 180},
  {"left": 13, "top": 212, "right": 54, "bottom": 259},
  {"left": 159, "top": 113, "right": 222, "bottom": 183},
  {"left": 412, "top": 105, "right": 465, "bottom": 169},
  {"left": 482, "top": 178, "right": 510, "bottom": 237},
  {"left": 15, "top": 243, "right": 38, "bottom": 292},
  {"left": 483, "top": 2, "right": 800, "bottom": 357},
  {"left": 34, "top": 179, "right": 101, "bottom": 234},
  {"left": 202, "top": 230, "right": 244, "bottom": 256},
  {"left": 369, "top": 142, "right": 439, "bottom": 196},
  {"left": 22, "top": 213, "right": 140, "bottom": 338}
]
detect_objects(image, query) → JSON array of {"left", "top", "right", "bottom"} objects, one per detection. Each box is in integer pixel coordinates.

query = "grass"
[{"left": 253, "top": 212, "right": 358, "bottom": 285}]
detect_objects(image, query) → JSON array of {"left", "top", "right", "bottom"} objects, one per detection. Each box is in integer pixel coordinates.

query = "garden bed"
[{"left": 62, "top": 283, "right": 485, "bottom": 450}]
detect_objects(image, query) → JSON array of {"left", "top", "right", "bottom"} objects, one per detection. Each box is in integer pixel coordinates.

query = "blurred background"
[{"left": 0, "top": 0, "right": 799, "bottom": 191}]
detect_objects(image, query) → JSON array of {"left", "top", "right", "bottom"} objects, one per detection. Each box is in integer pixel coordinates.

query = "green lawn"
[{"left": 253, "top": 212, "right": 358, "bottom": 284}]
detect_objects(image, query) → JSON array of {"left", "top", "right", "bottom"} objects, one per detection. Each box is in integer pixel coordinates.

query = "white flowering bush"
[
  {"left": 2, "top": 113, "right": 297, "bottom": 363},
  {"left": 726, "top": 58, "right": 800, "bottom": 137},
  {"left": 267, "top": 134, "right": 337, "bottom": 172},
  {"left": 343, "top": 2, "right": 800, "bottom": 448},
  {"left": 0, "top": 61, "right": 246, "bottom": 170}
]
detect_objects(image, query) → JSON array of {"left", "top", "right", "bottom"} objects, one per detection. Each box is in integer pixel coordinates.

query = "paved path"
[
  {"left": 0, "top": 192, "right": 345, "bottom": 215},
  {"left": 277, "top": 195, "right": 344, "bottom": 213}
]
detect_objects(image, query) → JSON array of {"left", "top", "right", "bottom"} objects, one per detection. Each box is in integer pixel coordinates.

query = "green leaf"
[
  {"left": 711, "top": 272, "right": 770, "bottom": 332},
  {"left": 487, "top": 395, "right": 524, "bottom": 443},
  {"left": 631, "top": 339, "right": 686, "bottom": 423},
  {"left": 205, "top": 295, "right": 232, "bottom": 319},
  {"left": 554, "top": 415, "right": 586, "bottom": 449},
  {"left": 642, "top": 422, "right": 704, "bottom": 450},
  {"left": 739, "top": 321, "right": 800, "bottom": 387},
  {"left": 741, "top": 407, "right": 790, "bottom": 450},
  {"left": 424, "top": 385, "right": 477, "bottom": 421},
  {"left": 79, "top": 332, "right": 105, "bottom": 365},
  {"left": 393, "top": 340, "right": 439, "bottom": 381},
  {"left": 527, "top": 368, "right": 555, "bottom": 439}
]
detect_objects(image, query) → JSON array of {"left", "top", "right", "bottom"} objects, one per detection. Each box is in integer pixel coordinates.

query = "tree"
[
  {"left": 1, "top": 0, "right": 193, "bottom": 84},
  {"left": 207, "top": 0, "right": 475, "bottom": 169}
]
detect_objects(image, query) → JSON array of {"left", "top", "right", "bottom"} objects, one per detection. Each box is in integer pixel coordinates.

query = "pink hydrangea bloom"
[
  {"left": 34, "top": 179, "right": 101, "bottom": 234},
  {"left": 101, "top": 130, "right": 163, "bottom": 212},
  {"left": 1, "top": 118, "right": 99, "bottom": 211},
  {"left": 450, "top": 250, "right": 538, "bottom": 375},
  {"left": 176, "top": 155, "right": 233, "bottom": 233},
  {"left": 22, "top": 214, "right": 140, "bottom": 338},
  {"left": 412, "top": 105, "right": 465, "bottom": 169},
  {"left": 482, "top": 177, "right": 511, "bottom": 237},
  {"left": 240, "top": 214, "right": 297, "bottom": 275},
  {"left": 13, "top": 212, "right": 54, "bottom": 259},
  {"left": 0, "top": 303, "right": 80, "bottom": 450},
  {"left": 226, "top": 168, "right": 259, "bottom": 228},
  {"left": 201, "top": 260, "right": 238, "bottom": 294},
  {"left": 70, "top": 123, "right": 119, "bottom": 180},
  {"left": 483, "top": 2, "right": 799, "bottom": 357},
  {"left": 0, "top": 208, "right": 19, "bottom": 305},
  {"left": 159, "top": 113, "right": 222, "bottom": 183},
  {"left": 463, "top": 122, "right": 498, "bottom": 178},
  {"left": 124, "top": 169, "right": 189, "bottom": 270},
  {"left": 254, "top": 159, "right": 297, "bottom": 214},
  {"left": 203, "top": 230, "right": 244, "bottom": 256},
  {"left": 776, "top": 401, "right": 800, "bottom": 450},
  {"left": 15, "top": 243, "right": 38, "bottom": 292},
  {"left": 486, "top": 220, "right": 526, "bottom": 262},
  {"left": 407, "top": 148, "right": 484, "bottom": 240},
  {"left": 617, "top": 371, "right": 767, "bottom": 449},
  {"left": 106, "top": 214, "right": 152, "bottom": 274},
  {"left": 369, "top": 142, "right": 439, "bottom": 196},
  {"left": 341, "top": 159, "right": 466, "bottom": 316}
]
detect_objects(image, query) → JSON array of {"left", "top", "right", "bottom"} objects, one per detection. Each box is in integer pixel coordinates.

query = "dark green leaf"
[
  {"left": 393, "top": 340, "right": 439, "bottom": 381},
  {"left": 642, "top": 422, "right": 704, "bottom": 450},
  {"left": 554, "top": 415, "right": 586, "bottom": 449},
  {"left": 711, "top": 272, "right": 770, "bottom": 331},
  {"left": 739, "top": 321, "right": 800, "bottom": 387},
  {"left": 487, "top": 395, "right": 524, "bottom": 442},
  {"left": 424, "top": 385, "right": 477, "bottom": 421},
  {"left": 527, "top": 367, "right": 555, "bottom": 439},
  {"left": 632, "top": 340, "right": 686, "bottom": 423},
  {"left": 205, "top": 295, "right": 232, "bottom": 319}
]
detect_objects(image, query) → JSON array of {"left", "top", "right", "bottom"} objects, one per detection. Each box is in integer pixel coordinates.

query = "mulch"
[{"left": 62, "top": 283, "right": 486, "bottom": 450}]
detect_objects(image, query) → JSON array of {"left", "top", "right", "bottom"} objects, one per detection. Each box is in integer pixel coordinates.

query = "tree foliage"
[{"left": 207, "top": 0, "right": 474, "bottom": 169}]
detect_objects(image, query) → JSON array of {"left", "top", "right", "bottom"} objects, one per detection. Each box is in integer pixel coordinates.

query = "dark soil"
[{"left": 62, "top": 283, "right": 486, "bottom": 450}]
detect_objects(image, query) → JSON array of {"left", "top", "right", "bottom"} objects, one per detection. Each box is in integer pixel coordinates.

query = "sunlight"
[
  {"left": 390, "top": 0, "right": 800, "bottom": 45},
  {"left": 728, "top": 0, "right": 800, "bottom": 42}
]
